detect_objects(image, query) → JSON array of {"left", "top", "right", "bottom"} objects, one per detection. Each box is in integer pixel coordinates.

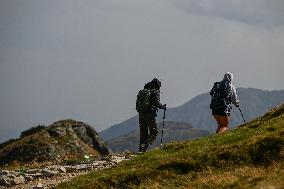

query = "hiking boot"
[{"left": 139, "top": 143, "right": 148, "bottom": 152}]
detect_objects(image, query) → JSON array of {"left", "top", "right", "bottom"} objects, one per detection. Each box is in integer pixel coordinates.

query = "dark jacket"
[
  {"left": 144, "top": 79, "right": 164, "bottom": 116},
  {"left": 149, "top": 89, "right": 164, "bottom": 109}
]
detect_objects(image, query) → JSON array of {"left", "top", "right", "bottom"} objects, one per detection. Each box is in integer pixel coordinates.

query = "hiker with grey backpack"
[
  {"left": 136, "top": 78, "right": 166, "bottom": 152},
  {"left": 210, "top": 72, "right": 241, "bottom": 134}
]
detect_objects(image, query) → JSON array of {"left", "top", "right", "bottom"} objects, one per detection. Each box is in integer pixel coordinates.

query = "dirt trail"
[{"left": 0, "top": 154, "right": 135, "bottom": 189}]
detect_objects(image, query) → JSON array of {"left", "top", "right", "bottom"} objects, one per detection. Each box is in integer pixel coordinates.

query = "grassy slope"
[{"left": 54, "top": 104, "right": 284, "bottom": 189}]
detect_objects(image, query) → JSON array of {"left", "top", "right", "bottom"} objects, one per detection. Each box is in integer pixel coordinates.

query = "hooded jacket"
[
  {"left": 223, "top": 72, "right": 238, "bottom": 107},
  {"left": 210, "top": 72, "right": 239, "bottom": 115},
  {"left": 143, "top": 78, "right": 164, "bottom": 114}
]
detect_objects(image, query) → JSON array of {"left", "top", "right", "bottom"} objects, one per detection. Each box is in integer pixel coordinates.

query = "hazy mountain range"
[{"left": 100, "top": 88, "right": 284, "bottom": 142}]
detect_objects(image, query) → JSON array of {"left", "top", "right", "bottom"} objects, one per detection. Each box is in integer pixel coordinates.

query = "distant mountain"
[
  {"left": 106, "top": 121, "right": 209, "bottom": 152},
  {"left": 0, "top": 119, "right": 109, "bottom": 165},
  {"left": 100, "top": 117, "right": 138, "bottom": 141},
  {"left": 100, "top": 88, "right": 284, "bottom": 141}
]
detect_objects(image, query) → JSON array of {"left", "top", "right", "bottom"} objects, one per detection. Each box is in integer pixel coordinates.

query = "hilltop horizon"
[
  {"left": 1, "top": 87, "right": 284, "bottom": 143},
  {"left": 100, "top": 87, "right": 284, "bottom": 142}
]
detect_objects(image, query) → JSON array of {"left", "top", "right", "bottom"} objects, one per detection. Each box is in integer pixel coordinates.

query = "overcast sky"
[{"left": 0, "top": 0, "right": 284, "bottom": 142}]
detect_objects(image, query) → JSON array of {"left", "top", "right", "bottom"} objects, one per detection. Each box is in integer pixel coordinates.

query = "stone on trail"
[
  {"left": 33, "top": 182, "right": 44, "bottom": 189},
  {"left": 10, "top": 175, "right": 25, "bottom": 185}
]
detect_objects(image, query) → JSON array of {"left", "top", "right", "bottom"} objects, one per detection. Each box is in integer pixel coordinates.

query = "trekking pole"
[
  {"left": 238, "top": 106, "right": 246, "bottom": 123},
  {"left": 160, "top": 109, "right": 166, "bottom": 146}
]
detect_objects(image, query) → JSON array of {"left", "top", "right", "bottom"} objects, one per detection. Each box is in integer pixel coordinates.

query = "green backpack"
[{"left": 136, "top": 89, "right": 152, "bottom": 113}]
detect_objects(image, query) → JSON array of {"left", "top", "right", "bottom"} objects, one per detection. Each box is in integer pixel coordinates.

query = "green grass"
[{"left": 54, "top": 104, "right": 284, "bottom": 189}]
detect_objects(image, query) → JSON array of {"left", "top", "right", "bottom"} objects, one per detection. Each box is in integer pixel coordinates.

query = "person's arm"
[
  {"left": 150, "top": 90, "right": 166, "bottom": 110},
  {"left": 231, "top": 85, "right": 239, "bottom": 107}
]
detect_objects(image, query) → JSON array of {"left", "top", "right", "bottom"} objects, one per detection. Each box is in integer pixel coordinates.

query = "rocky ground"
[{"left": 0, "top": 153, "right": 135, "bottom": 189}]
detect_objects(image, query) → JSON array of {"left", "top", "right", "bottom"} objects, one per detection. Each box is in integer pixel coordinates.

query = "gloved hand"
[
  {"left": 235, "top": 100, "right": 240, "bottom": 108},
  {"left": 162, "top": 104, "right": 167, "bottom": 111}
]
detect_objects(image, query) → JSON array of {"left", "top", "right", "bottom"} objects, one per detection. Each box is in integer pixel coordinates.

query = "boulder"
[
  {"left": 24, "top": 175, "right": 34, "bottom": 181},
  {"left": 10, "top": 176, "right": 25, "bottom": 185},
  {"left": 33, "top": 182, "right": 44, "bottom": 189},
  {"left": 59, "top": 166, "right": 66, "bottom": 173},
  {"left": 41, "top": 169, "right": 59, "bottom": 177},
  {"left": 0, "top": 175, "right": 25, "bottom": 186},
  {"left": 0, "top": 176, "right": 12, "bottom": 186},
  {"left": 47, "top": 126, "right": 66, "bottom": 137}
]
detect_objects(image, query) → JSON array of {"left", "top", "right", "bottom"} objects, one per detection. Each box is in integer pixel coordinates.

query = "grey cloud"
[
  {"left": 0, "top": 0, "right": 284, "bottom": 142},
  {"left": 0, "top": 0, "right": 102, "bottom": 49},
  {"left": 171, "top": 0, "right": 284, "bottom": 26}
]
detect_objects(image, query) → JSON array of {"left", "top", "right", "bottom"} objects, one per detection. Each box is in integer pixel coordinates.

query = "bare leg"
[{"left": 214, "top": 115, "right": 229, "bottom": 134}]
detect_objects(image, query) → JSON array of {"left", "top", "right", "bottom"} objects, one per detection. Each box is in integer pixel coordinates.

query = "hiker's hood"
[
  {"left": 223, "top": 72, "right": 233, "bottom": 83},
  {"left": 151, "top": 78, "right": 161, "bottom": 89},
  {"left": 144, "top": 78, "right": 161, "bottom": 90}
]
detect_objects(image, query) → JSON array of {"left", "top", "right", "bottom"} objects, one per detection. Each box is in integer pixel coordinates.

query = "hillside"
[
  {"left": 100, "top": 88, "right": 284, "bottom": 140},
  {"left": 55, "top": 104, "right": 284, "bottom": 189},
  {"left": 106, "top": 121, "right": 209, "bottom": 152},
  {"left": 0, "top": 120, "right": 109, "bottom": 165}
]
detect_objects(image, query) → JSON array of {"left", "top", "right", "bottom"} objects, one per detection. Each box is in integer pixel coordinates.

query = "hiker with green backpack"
[
  {"left": 210, "top": 72, "right": 240, "bottom": 134},
  {"left": 136, "top": 78, "right": 166, "bottom": 152}
]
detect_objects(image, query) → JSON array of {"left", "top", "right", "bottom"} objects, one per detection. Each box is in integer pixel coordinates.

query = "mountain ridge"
[{"left": 100, "top": 88, "right": 284, "bottom": 141}]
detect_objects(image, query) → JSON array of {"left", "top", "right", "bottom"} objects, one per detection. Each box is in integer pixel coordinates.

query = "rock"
[
  {"left": 0, "top": 153, "right": 133, "bottom": 188},
  {"left": 47, "top": 126, "right": 66, "bottom": 137},
  {"left": 0, "top": 120, "right": 110, "bottom": 165},
  {"left": 7, "top": 173, "right": 17, "bottom": 179},
  {"left": 0, "top": 176, "right": 12, "bottom": 186},
  {"left": 33, "top": 182, "right": 43, "bottom": 189},
  {"left": 28, "top": 173, "right": 44, "bottom": 178},
  {"left": 0, "top": 170, "right": 17, "bottom": 180},
  {"left": 24, "top": 175, "right": 34, "bottom": 181},
  {"left": 59, "top": 166, "right": 66, "bottom": 173},
  {"left": 0, "top": 170, "right": 10, "bottom": 175},
  {"left": 10, "top": 176, "right": 25, "bottom": 185},
  {"left": 41, "top": 169, "right": 59, "bottom": 177},
  {"left": 46, "top": 165, "right": 66, "bottom": 173},
  {"left": 73, "top": 125, "right": 92, "bottom": 144},
  {"left": 64, "top": 166, "right": 77, "bottom": 173},
  {"left": 26, "top": 169, "right": 40, "bottom": 174},
  {"left": 0, "top": 173, "right": 14, "bottom": 180},
  {"left": 65, "top": 163, "right": 98, "bottom": 173},
  {"left": 111, "top": 155, "right": 125, "bottom": 163},
  {"left": 73, "top": 123, "right": 109, "bottom": 155},
  {"left": 0, "top": 175, "right": 25, "bottom": 186}
]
